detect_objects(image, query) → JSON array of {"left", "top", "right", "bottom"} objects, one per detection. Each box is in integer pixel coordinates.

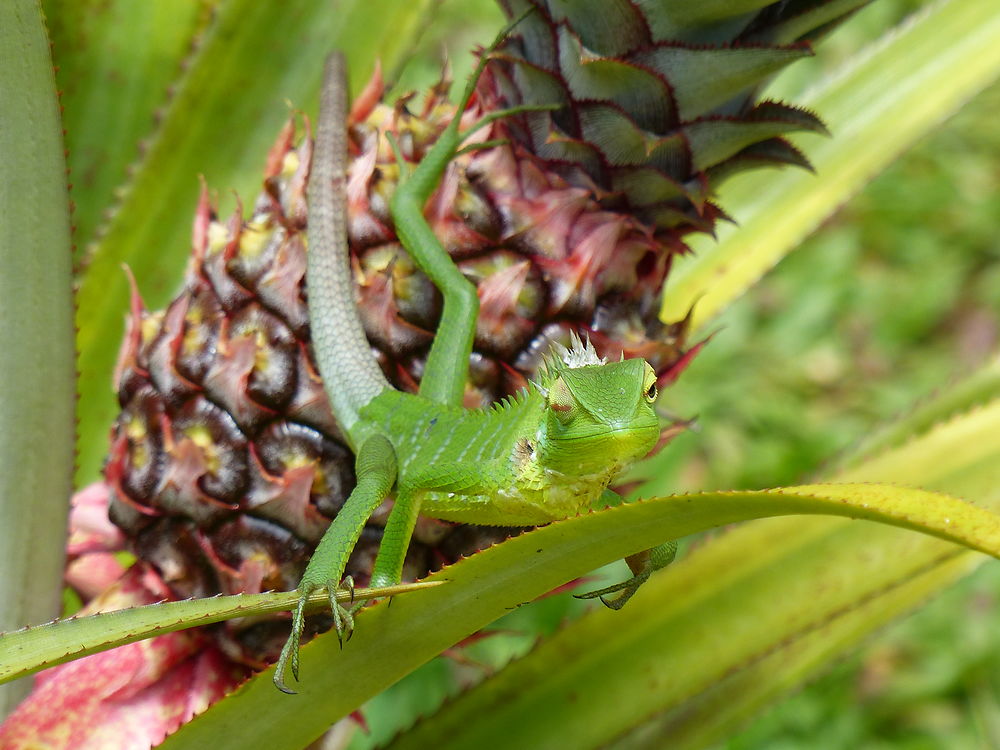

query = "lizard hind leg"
[
  {"left": 369, "top": 487, "right": 423, "bottom": 590},
  {"left": 574, "top": 541, "right": 679, "bottom": 611},
  {"left": 387, "top": 10, "right": 543, "bottom": 408},
  {"left": 273, "top": 434, "right": 398, "bottom": 693}
]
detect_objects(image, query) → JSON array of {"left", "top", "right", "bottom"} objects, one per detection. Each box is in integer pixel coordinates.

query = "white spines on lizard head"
[
  {"left": 557, "top": 331, "right": 607, "bottom": 369},
  {"left": 533, "top": 332, "right": 608, "bottom": 391}
]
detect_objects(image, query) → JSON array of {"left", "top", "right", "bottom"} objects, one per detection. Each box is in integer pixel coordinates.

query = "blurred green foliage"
[
  {"left": 723, "top": 563, "right": 1000, "bottom": 749},
  {"left": 703, "top": 79, "right": 1000, "bottom": 750}
]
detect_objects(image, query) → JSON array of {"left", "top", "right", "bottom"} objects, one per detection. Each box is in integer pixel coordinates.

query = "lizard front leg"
[
  {"left": 367, "top": 457, "right": 500, "bottom": 587},
  {"left": 574, "top": 489, "right": 679, "bottom": 609},
  {"left": 273, "top": 433, "right": 397, "bottom": 693}
]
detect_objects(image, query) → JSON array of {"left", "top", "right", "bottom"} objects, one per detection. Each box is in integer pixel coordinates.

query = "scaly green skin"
[
  {"left": 275, "top": 25, "right": 674, "bottom": 692},
  {"left": 360, "top": 359, "right": 660, "bottom": 529}
]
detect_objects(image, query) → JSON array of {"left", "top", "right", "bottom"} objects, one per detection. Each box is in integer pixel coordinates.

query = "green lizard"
[{"left": 274, "top": 32, "right": 676, "bottom": 693}]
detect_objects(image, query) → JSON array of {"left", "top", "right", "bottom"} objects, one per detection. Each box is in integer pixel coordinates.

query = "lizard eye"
[{"left": 645, "top": 382, "right": 658, "bottom": 403}]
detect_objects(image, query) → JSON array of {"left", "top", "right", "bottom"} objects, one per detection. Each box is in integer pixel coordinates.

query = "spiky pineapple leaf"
[
  {"left": 381, "top": 359, "right": 1000, "bottom": 750},
  {"left": 747, "top": 0, "right": 875, "bottom": 45},
  {"left": 158, "top": 483, "right": 1000, "bottom": 750},
  {"left": 72, "top": 0, "right": 442, "bottom": 488},
  {"left": 835, "top": 352, "right": 1000, "bottom": 474},
  {"left": 684, "top": 111, "right": 826, "bottom": 170},
  {"left": 43, "top": 0, "right": 215, "bottom": 255},
  {"left": 636, "top": 392, "right": 1000, "bottom": 748},
  {"left": 0, "top": 582, "right": 443, "bottom": 686},
  {"left": 8, "top": 482, "right": 996, "bottom": 716},
  {"left": 661, "top": 0, "right": 1000, "bottom": 334},
  {"left": 0, "top": 0, "right": 75, "bottom": 718},
  {"left": 636, "top": 0, "right": 776, "bottom": 39}
]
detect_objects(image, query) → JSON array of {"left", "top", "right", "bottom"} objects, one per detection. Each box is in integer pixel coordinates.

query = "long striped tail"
[{"left": 306, "top": 52, "right": 390, "bottom": 442}]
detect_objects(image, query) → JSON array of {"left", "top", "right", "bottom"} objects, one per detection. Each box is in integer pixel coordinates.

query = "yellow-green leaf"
[{"left": 0, "top": 582, "right": 443, "bottom": 686}]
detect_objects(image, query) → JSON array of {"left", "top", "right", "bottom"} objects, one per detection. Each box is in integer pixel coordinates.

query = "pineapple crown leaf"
[
  {"left": 745, "top": 0, "right": 875, "bottom": 46},
  {"left": 642, "top": 0, "right": 777, "bottom": 36},
  {"left": 518, "top": 0, "right": 843, "bottom": 53},
  {"left": 554, "top": 25, "right": 678, "bottom": 129},
  {"left": 705, "top": 136, "right": 816, "bottom": 183},
  {"left": 532, "top": 132, "right": 606, "bottom": 174},
  {"left": 629, "top": 42, "right": 814, "bottom": 122},
  {"left": 746, "top": 100, "right": 830, "bottom": 135},
  {"left": 610, "top": 164, "right": 702, "bottom": 210},
  {"left": 547, "top": 0, "right": 654, "bottom": 57},
  {"left": 530, "top": 21, "right": 816, "bottom": 125},
  {"left": 683, "top": 114, "right": 824, "bottom": 171},
  {"left": 519, "top": 106, "right": 815, "bottom": 223},
  {"left": 646, "top": 200, "right": 729, "bottom": 238}
]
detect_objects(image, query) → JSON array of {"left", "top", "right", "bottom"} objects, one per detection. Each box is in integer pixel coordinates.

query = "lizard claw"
[
  {"left": 330, "top": 575, "right": 359, "bottom": 646},
  {"left": 273, "top": 576, "right": 361, "bottom": 692},
  {"left": 273, "top": 585, "right": 314, "bottom": 694}
]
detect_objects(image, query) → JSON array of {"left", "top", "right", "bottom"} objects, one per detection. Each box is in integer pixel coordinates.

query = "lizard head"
[{"left": 534, "top": 337, "right": 660, "bottom": 478}]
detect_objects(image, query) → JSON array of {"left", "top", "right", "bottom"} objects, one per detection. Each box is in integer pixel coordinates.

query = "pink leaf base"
[{"left": 0, "top": 485, "right": 250, "bottom": 749}]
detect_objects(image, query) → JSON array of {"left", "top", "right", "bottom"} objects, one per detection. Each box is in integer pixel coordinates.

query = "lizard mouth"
[{"left": 555, "top": 421, "right": 659, "bottom": 441}]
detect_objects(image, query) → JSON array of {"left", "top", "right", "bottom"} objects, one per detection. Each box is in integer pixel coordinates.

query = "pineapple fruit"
[{"left": 104, "top": 0, "right": 867, "bottom": 666}]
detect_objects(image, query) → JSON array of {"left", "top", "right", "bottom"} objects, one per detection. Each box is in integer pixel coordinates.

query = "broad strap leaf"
[
  {"left": 0, "top": 582, "right": 443, "bottom": 686},
  {"left": 0, "top": 0, "right": 76, "bottom": 719}
]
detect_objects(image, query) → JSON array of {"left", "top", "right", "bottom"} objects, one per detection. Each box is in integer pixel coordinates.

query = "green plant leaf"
[
  {"left": 835, "top": 352, "right": 1000, "bottom": 474},
  {"left": 160, "top": 482, "right": 1000, "bottom": 750},
  {"left": 72, "top": 0, "right": 439, "bottom": 488},
  {"left": 0, "top": 0, "right": 76, "bottom": 718},
  {"left": 630, "top": 393, "right": 1000, "bottom": 749},
  {"left": 0, "top": 582, "right": 443, "bottom": 686},
  {"left": 44, "top": 0, "right": 214, "bottom": 255},
  {"left": 660, "top": 0, "right": 1000, "bottom": 335}
]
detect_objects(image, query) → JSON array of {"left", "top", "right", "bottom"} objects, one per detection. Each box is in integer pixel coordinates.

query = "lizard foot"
[
  {"left": 272, "top": 576, "right": 360, "bottom": 693},
  {"left": 574, "top": 571, "right": 650, "bottom": 611},
  {"left": 574, "top": 540, "right": 678, "bottom": 611},
  {"left": 273, "top": 583, "right": 314, "bottom": 694}
]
